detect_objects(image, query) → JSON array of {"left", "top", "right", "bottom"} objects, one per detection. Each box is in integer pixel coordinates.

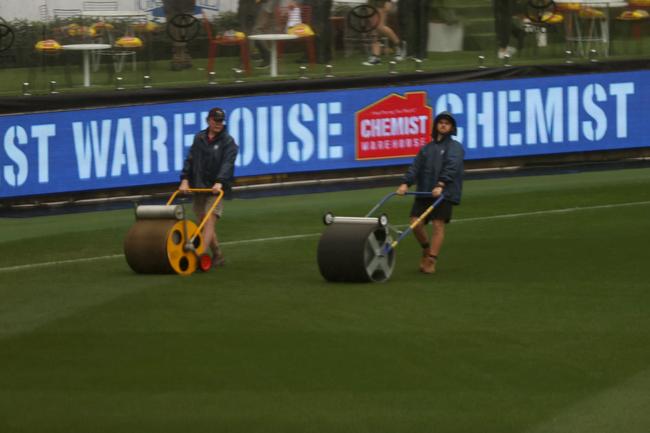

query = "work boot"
[
  {"left": 420, "top": 255, "right": 437, "bottom": 274},
  {"left": 419, "top": 250, "right": 429, "bottom": 272},
  {"left": 394, "top": 42, "right": 405, "bottom": 61},
  {"left": 362, "top": 56, "right": 381, "bottom": 66}
]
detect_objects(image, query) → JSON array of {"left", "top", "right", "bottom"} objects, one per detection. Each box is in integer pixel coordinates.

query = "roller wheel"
[
  {"left": 317, "top": 222, "right": 396, "bottom": 283},
  {"left": 124, "top": 219, "right": 204, "bottom": 275}
]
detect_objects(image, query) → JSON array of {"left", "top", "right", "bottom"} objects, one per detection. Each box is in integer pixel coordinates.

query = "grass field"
[{"left": 1, "top": 167, "right": 650, "bottom": 432}]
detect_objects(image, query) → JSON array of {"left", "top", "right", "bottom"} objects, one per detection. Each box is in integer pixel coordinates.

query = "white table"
[
  {"left": 62, "top": 44, "right": 112, "bottom": 87},
  {"left": 555, "top": 0, "right": 628, "bottom": 56},
  {"left": 248, "top": 34, "right": 298, "bottom": 77}
]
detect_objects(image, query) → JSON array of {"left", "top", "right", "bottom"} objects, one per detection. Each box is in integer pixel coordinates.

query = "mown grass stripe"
[{"left": 1, "top": 200, "right": 649, "bottom": 273}]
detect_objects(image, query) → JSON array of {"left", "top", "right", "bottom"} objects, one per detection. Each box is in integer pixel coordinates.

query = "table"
[
  {"left": 555, "top": 0, "right": 628, "bottom": 56},
  {"left": 81, "top": 10, "right": 149, "bottom": 37},
  {"left": 62, "top": 44, "right": 112, "bottom": 87},
  {"left": 248, "top": 34, "right": 298, "bottom": 77}
]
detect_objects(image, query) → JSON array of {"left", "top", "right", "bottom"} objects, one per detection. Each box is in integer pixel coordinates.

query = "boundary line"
[{"left": 1, "top": 200, "right": 649, "bottom": 273}]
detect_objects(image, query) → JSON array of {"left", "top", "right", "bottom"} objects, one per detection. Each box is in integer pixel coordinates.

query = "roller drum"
[
  {"left": 135, "top": 205, "right": 184, "bottom": 220},
  {"left": 317, "top": 222, "right": 395, "bottom": 282},
  {"left": 124, "top": 219, "right": 204, "bottom": 275}
]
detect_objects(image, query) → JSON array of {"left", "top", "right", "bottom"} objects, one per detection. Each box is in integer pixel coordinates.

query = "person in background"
[
  {"left": 252, "top": 0, "right": 281, "bottom": 68},
  {"left": 302, "top": 0, "right": 333, "bottom": 64},
  {"left": 163, "top": 0, "right": 196, "bottom": 70},
  {"left": 238, "top": 0, "right": 258, "bottom": 62},
  {"left": 179, "top": 108, "right": 238, "bottom": 268},
  {"left": 362, "top": 0, "right": 404, "bottom": 66},
  {"left": 396, "top": 112, "right": 464, "bottom": 274},
  {"left": 285, "top": 1, "right": 302, "bottom": 29},
  {"left": 238, "top": 0, "right": 257, "bottom": 36},
  {"left": 493, "top": 0, "right": 526, "bottom": 59},
  {"left": 397, "top": 0, "right": 430, "bottom": 60}
]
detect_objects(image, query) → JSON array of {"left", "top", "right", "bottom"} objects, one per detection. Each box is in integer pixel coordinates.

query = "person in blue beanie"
[{"left": 397, "top": 111, "right": 464, "bottom": 274}]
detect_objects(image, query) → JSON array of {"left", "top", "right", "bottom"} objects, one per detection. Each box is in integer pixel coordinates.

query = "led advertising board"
[{"left": 0, "top": 70, "right": 646, "bottom": 198}]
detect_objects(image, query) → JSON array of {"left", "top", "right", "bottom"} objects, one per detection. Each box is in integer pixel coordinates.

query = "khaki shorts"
[{"left": 193, "top": 193, "right": 224, "bottom": 219}]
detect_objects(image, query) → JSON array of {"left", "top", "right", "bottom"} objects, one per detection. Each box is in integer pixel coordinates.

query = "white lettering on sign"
[
  {"left": 142, "top": 115, "right": 169, "bottom": 174},
  {"left": 3, "top": 126, "right": 28, "bottom": 187},
  {"left": 433, "top": 82, "right": 635, "bottom": 149},
  {"left": 288, "top": 103, "right": 315, "bottom": 163},
  {"left": 230, "top": 101, "right": 343, "bottom": 167},
  {"left": 0, "top": 80, "right": 639, "bottom": 197},
  {"left": 174, "top": 113, "right": 196, "bottom": 171},
  {"left": 31, "top": 124, "right": 56, "bottom": 183},
  {"left": 359, "top": 116, "right": 428, "bottom": 138},
  {"left": 111, "top": 118, "right": 139, "bottom": 177},
  {"left": 72, "top": 120, "right": 112, "bottom": 179}
]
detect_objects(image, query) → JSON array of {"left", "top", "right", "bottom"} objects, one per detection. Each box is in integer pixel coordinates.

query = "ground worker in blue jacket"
[
  {"left": 396, "top": 111, "right": 465, "bottom": 274},
  {"left": 179, "top": 107, "right": 238, "bottom": 268}
]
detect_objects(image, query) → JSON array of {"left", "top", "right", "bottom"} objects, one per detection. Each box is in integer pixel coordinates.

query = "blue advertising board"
[{"left": 0, "top": 70, "right": 648, "bottom": 198}]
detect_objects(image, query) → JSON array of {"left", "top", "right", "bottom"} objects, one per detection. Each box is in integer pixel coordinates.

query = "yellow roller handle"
[
  {"left": 389, "top": 205, "right": 435, "bottom": 249},
  {"left": 167, "top": 187, "right": 225, "bottom": 242},
  {"left": 166, "top": 188, "right": 214, "bottom": 206},
  {"left": 388, "top": 195, "right": 445, "bottom": 251}
]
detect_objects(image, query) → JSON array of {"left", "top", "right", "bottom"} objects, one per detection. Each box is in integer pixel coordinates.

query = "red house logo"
[{"left": 355, "top": 92, "right": 433, "bottom": 160}]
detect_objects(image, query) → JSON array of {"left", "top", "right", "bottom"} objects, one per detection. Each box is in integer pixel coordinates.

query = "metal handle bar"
[
  {"left": 365, "top": 191, "right": 435, "bottom": 218},
  {"left": 167, "top": 188, "right": 224, "bottom": 242}
]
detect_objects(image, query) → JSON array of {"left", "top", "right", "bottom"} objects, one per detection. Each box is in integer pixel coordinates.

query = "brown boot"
[
  {"left": 419, "top": 250, "right": 429, "bottom": 272},
  {"left": 421, "top": 254, "right": 437, "bottom": 274}
]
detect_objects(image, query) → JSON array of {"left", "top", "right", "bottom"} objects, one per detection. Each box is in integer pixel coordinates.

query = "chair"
[
  {"left": 52, "top": 9, "right": 82, "bottom": 20},
  {"left": 82, "top": 1, "right": 118, "bottom": 11},
  {"left": 51, "top": 9, "right": 89, "bottom": 44},
  {"left": 276, "top": 5, "right": 316, "bottom": 65},
  {"left": 82, "top": 2, "right": 141, "bottom": 73},
  {"left": 35, "top": 8, "right": 75, "bottom": 86},
  {"left": 39, "top": 3, "right": 50, "bottom": 21},
  {"left": 557, "top": 3, "right": 611, "bottom": 57},
  {"left": 617, "top": 2, "right": 650, "bottom": 47},
  {"left": 202, "top": 12, "right": 251, "bottom": 76}
]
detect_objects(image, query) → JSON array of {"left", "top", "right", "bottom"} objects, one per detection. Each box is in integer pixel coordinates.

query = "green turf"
[{"left": 1, "top": 167, "right": 650, "bottom": 432}]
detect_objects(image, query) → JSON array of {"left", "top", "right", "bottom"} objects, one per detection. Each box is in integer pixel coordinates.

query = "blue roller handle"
[
  {"left": 365, "top": 191, "right": 434, "bottom": 217},
  {"left": 379, "top": 194, "right": 446, "bottom": 256}
]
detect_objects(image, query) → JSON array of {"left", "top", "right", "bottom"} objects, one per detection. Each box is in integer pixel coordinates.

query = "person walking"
[
  {"left": 179, "top": 107, "right": 238, "bottom": 268},
  {"left": 397, "top": 0, "right": 430, "bottom": 60},
  {"left": 238, "top": 0, "right": 258, "bottom": 36},
  {"left": 396, "top": 112, "right": 464, "bottom": 274},
  {"left": 362, "top": 0, "right": 404, "bottom": 65},
  {"left": 252, "top": 0, "right": 281, "bottom": 68},
  {"left": 302, "top": 0, "right": 333, "bottom": 64},
  {"left": 162, "top": 0, "right": 196, "bottom": 70},
  {"left": 238, "top": 0, "right": 258, "bottom": 64},
  {"left": 493, "top": 0, "right": 526, "bottom": 59}
]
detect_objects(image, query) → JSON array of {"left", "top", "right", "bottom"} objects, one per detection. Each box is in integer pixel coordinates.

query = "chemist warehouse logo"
[{"left": 355, "top": 92, "right": 432, "bottom": 160}]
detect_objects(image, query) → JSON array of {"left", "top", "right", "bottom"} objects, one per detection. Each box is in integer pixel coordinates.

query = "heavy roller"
[
  {"left": 317, "top": 192, "right": 445, "bottom": 283},
  {"left": 124, "top": 189, "right": 223, "bottom": 276}
]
